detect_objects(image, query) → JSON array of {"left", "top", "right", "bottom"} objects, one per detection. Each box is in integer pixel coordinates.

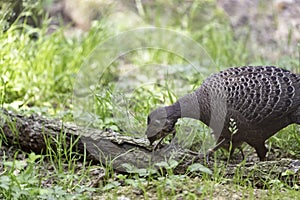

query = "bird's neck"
[
  {"left": 165, "top": 101, "right": 181, "bottom": 122},
  {"left": 177, "top": 92, "right": 201, "bottom": 119},
  {"left": 167, "top": 92, "right": 202, "bottom": 121}
]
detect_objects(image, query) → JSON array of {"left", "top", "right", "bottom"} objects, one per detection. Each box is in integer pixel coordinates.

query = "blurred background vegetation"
[{"left": 1, "top": 1, "right": 298, "bottom": 106}]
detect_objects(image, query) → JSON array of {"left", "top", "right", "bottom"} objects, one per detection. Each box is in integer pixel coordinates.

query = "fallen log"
[
  {"left": 0, "top": 109, "right": 299, "bottom": 185},
  {"left": 0, "top": 109, "right": 192, "bottom": 172}
]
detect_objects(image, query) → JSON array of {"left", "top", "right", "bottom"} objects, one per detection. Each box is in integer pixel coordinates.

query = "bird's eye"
[{"left": 147, "top": 116, "right": 151, "bottom": 125}]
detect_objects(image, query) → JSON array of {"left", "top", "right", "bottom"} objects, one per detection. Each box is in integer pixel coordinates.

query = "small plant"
[
  {"left": 187, "top": 163, "right": 212, "bottom": 175},
  {"left": 228, "top": 118, "right": 238, "bottom": 136},
  {"left": 0, "top": 75, "right": 8, "bottom": 108},
  {"left": 0, "top": 152, "right": 43, "bottom": 199},
  {"left": 43, "top": 125, "right": 82, "bottom": 174},
  {"left": 228, "top": 118, "right": 238, "bottom": 162}
]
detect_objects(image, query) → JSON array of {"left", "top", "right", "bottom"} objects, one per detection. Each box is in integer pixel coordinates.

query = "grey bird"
[{"left": 146, "top": 66, "right": 300, "bottom": 161}]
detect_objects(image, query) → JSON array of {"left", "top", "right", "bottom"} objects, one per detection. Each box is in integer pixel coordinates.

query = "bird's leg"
[
  {"left": 256, "top": 144, "right": 268, "bottom": 161},
  {"left": 247, "top": 141, "right": 268, "bottom": 161},
  {"left": 229, "top": 145, "right": 244, "bottom": 160},
  {"left": 237, "top": 146, "right": 245, "bottom": 160}
]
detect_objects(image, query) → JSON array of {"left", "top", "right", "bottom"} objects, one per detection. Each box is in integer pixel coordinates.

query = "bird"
[{"left": 145, "top": 66, "right": 300, "bottom": 161}]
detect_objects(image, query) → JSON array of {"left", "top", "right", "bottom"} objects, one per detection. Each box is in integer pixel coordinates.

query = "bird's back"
[{"left": 197, "top": 66, "right": 300, "bottom": 140}]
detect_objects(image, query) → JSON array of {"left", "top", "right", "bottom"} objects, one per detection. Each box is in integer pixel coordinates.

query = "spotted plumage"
[{"left": 146, "top": 66, "right": 300, "bottom": 161}]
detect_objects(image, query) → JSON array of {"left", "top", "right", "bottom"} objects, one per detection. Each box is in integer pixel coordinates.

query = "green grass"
[{"left": 0, "top": 0, "right": 299, "bottom": 199}]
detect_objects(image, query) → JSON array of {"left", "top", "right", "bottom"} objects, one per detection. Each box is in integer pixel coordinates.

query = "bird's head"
[{"left": 145, "top": 107, "right": 177, "bottom": 144}]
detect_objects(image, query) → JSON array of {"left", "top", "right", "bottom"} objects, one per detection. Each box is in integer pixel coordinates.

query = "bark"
[{"left": 0, "top": 109, "right": 299, "bottom": 185}]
